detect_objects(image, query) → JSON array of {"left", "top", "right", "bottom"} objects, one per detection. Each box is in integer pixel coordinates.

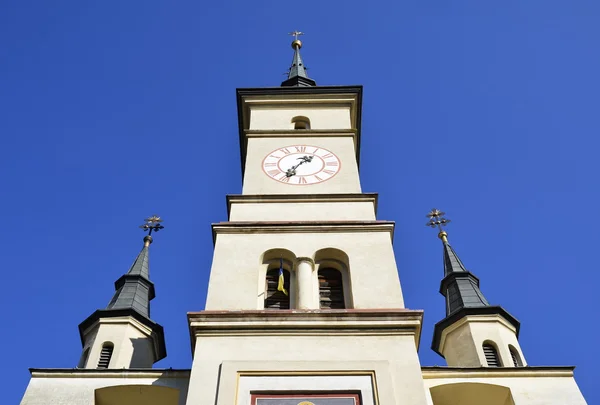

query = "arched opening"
[
  {"left": 95, "top": 385, "right": 179, "bottom": 405},
  {"left": 261, "top": 248, "right": 296, "bottom": 310},
  {"left": 430, "top": 382, "right": 514, "bottom": 405},
  {"left": 318, "top": 268, "right": 345, "bottom": 309},
  {"left": 265, "top": 268, "right": 290, "bottom": 309},
  {"left": 78, "top": 347, "right": 90, "bottom": 368},
  {"left": 97, "top": 342, "right": 114, "bottom": 369},
  {"left": 509, "top": 345, "right": 523, "bottom": 367},
  {"left": 482, "top": 341, "right": 502, "bottom": 367},
  {"left": 292, "top": 116, "right": 311, "bottom": 130},
  {"left": 314, "top": 248, "right": 353, "bottom": 309}
]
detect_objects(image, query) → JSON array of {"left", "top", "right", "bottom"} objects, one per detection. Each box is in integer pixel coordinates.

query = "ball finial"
[{"left": 291, "top": 39, "right": 302, "bottom": 49}]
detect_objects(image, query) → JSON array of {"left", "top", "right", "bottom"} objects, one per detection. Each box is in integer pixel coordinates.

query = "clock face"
[{"left": 262, "top": 145, "right": 341, "bottom": 185}]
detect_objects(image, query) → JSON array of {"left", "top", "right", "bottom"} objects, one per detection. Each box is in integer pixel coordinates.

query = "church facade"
[{"left": 19, "top": 38, "right": 587, "bottom": 405}]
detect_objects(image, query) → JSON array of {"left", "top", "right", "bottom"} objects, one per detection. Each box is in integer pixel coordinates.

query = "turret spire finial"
[
  {"left": 281, "top": 31, "right": 316, "bottom": 87},
  {"left": 139, "top": 215, "right": 164, "bottom": 246},
  {"left": 426, "top": 208, "right": 451, "bottom": 243}
]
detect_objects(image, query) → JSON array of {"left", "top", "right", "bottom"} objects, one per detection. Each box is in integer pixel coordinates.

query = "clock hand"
[{"left": 285, "top": 155, "right": 314, "bottom": 177}]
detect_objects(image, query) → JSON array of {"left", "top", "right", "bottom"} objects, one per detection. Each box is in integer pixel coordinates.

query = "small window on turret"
[
  {"left": 509, "top": 345, "right": 523, "bottom": 367},
  {"left": 292, "top": 116, "right": 310, "bottom": 130},
  {"left": 97, "top": 342, "right": 114, "bottom": 369},
  {"left": 483, "top": 342, "right": 501, "bottom": 367}
]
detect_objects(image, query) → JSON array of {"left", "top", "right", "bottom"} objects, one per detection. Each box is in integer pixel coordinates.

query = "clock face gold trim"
[{"left": 262, "top": 144, "right": 341, "bottom": 185}]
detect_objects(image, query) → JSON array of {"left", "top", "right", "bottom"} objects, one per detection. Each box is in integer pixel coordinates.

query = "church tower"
[
  {"left": 77, "top": 216, "right": 167, "bottom": 369},
  {"left": 427, "top": 209, "right": 526, "bottom": 369},
  {"left": 185, "top": 34, "right": 430, "bottom": 405}
]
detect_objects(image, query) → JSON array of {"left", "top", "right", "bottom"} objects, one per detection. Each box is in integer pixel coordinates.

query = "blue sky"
[{"left": 1, "top": 1, "right": 597, "bottom": 403}]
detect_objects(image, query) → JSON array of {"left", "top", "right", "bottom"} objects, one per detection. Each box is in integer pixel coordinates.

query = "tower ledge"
[{"left": 188, "top": 309, "right": 423, "bottom": 353}]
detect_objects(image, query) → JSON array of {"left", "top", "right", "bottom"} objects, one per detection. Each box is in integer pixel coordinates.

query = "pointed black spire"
[
  {"left": 427, "top": 209, "right": 520, "bottom": 357},
  {"left": 439, "top": 235, "right": 490, "bottom": 315},
  {"left": 106, "top": 235, "right": 155, "bottom": 317},
  {"left": 281, "top": 31, "right": 316, "bottom": 87}
]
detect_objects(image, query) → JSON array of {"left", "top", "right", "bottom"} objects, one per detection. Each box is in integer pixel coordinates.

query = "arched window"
[
  {"left": 292, "top": 116, "right": 310, "bottom": 130},
  {"left": 77, "top": 347, "right": 90, "bottom": 368},
  {"left": 509, "top": 345, "right": 523, "bottom": 367},
  {"left": 265, "top": 268, "right": 290, "bottom": 309},
  {"left": 318, "top": 268, "right": 345, "bottom": 309},
  {"left": 482, "top": 342, "right": 501, "bottom": 367},
  {"left": 97, "top": 342, "right": 114, "bottom": 369}
]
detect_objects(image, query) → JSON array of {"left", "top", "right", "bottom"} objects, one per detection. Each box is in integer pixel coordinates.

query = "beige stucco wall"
[
  {"left": 229, "top": 200, "right": 376, "bottom": 221},
  {"left": 19, "top": 370, "right": 189, "bottom": 405},
  {"left": 440, "top": 315, "right": 526, "bottom": 368},
  {"left": 186, "top": 335, "right": 428, "bottom": 405},
  {"left": 249, "top": 106, "right": 352, "bottom": 130},
  {"left": 242, "top": 136, "right": 361, "bottom": 194},
  {"left": 204, "top": 230, "right": 404, "bottom": 310},
  {"left": 423, "top": 372, "right": 587, "bottom": 405},
  {"left": 81, "top": 317, "right": 157, "bottom": 369}
]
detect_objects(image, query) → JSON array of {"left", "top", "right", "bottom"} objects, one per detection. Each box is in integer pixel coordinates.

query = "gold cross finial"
[
  {"left": 139, "top": 215, "right": 164, "bottom": 246},
  {"left": 426, "top": 208, "right": 451, "bottom": 242}
]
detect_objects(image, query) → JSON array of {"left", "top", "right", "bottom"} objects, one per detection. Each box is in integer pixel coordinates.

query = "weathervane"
[
  {"left": 139, "top": 215, "right": 164, "bottom": 245},
  {"left": 289, "top": 30, "right": 304, "bottom": 40},
  {"left": 426, "top": 208, "right": 451, "bottom": 242}
]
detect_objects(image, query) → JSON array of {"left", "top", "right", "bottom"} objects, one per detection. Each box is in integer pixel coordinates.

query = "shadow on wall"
[
  {"left": 95, "top": 370, "right": 190, "bottom": 405},
  {"left": 430, "top": 382, "right": 514, "bottom": 405},
  {"left": 129, "top": 337, "right": 154, "bottom": 368},
  {"left": 95, "top": 384, "right": 179, "bottom": 405}
]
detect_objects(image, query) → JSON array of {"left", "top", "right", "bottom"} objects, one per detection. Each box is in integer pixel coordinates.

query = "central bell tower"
[{"left": 186, "top": 35, "right": 429, "bottom": 405}]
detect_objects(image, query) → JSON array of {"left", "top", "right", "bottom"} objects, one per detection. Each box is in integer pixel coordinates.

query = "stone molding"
[
  {"left": 29, "top": 369, "right": 191, "bottom": 379},
  {"left": 421, "top": 366, "right": 575, "bottom": 379},
  {"left": 188, "top": 309, "right": 423, "bottom": 352},
  {"left": 211, "top": 220, "right": 395, "bottom": 244},
  {"left": 226, "top": 193, "right": 378, "bottom": 217}
]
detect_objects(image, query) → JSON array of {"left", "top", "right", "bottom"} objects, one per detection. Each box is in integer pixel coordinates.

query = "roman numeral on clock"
[
  {"left": 297, "top": 176, "right": 307, "bottom": 184},
  {"left": 323, "top": 169, "right": 336, "bottom": 175},
  {"left": 264, "top": 162, "right": 277, "bottom": 167},
  {"left": 294, "top": 146, "right": 306, "bottom": 153},
  {"left": 278, "top": 174, "right": 291, "bottom": 183},
  {"left": 267, "top": 169, "right": 281, "bottom": 177},
  {"left": 325, "top": 161, "right": 339, "bottom": 166},
  {"left": 279, "top": 148, "right": 291, "bottom": 155}
]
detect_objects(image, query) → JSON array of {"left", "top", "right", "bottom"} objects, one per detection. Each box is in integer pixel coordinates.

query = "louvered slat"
[
  {"left": 97, "top": 344, "right": 114, "bottom": 369},
  {"left": 319, "top": 268, "right": 345, "bottom": 309},
  {"left": 510, "top": 348, "right": 522, "bottom": 367},
  {"left": 483, "top": 344, "right": 500, "bottom": 367}
]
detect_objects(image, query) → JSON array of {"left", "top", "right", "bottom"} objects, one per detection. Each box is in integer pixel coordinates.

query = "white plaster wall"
[
  {"left": 20, "top": 373, "right": 190, "bottom": 405},
  {"left": 229, "top": 201, "right": 376, "bottom": 221},
  {"left": 242, "top": 136, "right": 361, "bottom": 195},
  {"left": 204, "top": 231, "right": 404, "bottom": 310},
  {"left": 469, "top": 319, "right": 526, "bottom": 368},
  {"left": 186, "top": 335, "right": 428, "bottom": 405},
  {"left": 441, "top": 317, "right": 526, "bottom": 368},
  {"left": 83, "top": 320, "right": 156, "bottom": 369},
  {"left": 249, "top": 106, "right": 352, "bottom": 130},
  {"left": 423, "top": 375, "right": 587, "bottom": 405}
]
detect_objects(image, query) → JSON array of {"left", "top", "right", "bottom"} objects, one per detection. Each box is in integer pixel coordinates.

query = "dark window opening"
[
  {"left": 319, "top": 268, "right": 345, "bottom": 309},
  {"left": 265, "top": 269, "right": 290, "bottom": 309}
]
